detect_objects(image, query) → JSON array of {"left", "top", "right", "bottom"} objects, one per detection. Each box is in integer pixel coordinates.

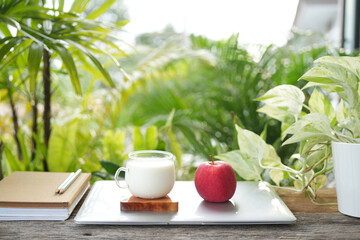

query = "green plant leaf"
[
  {"left": 300, "top": 62, "right": 358, "bottom": 113},
  {"left": 115, "top": 20, "right": 130, "bottom": 27},
  {"left": 86, "top": 0, "right": 116, "bottom": 20},
  {"left": 269, "top": 169, "right": 284, "bottom": 186},
  {"left": 133, "top": 127, "right": 145, "bottom": 151},
  {"left": 145, "top": 126, "right": 158, "bottom": 150},
  {"left": 299, "top": 137, "right": 331, "bottom": 158},
  {"left": 282, "top": 113, "right": 335, "bottom": 145},
  {"left": 52, "top": 45, "right": 82, "bottom": 95},
  {"left": 336, "top": 99, "right": 350, "bottom": 125},
  {"left": 99, "top": 160, "right": 120, "bottom": 176},
  {"left": 58, "top": 0, "right": 65, "bottom": 11},
  {"left": 16, "top": 131, "right": 30, "bottom": 170},
  {"left": 28, "top": 41, "right": 43, "bottom": 93},
  {"left": 315, "top": 56, "right": 360, "bottom": 79},
  {"left": 70, "top": 0, "right": 90, "bottom": 13},
  {"left": 235, "top": 124, "right": 266, "bottom": 161},
  {"left": 312, "top": 174, "right": 327, "bottom": 190},
  {"left": 92, "top": 171, "right": 109, "bottom": 180},
  {"left": 101, "top": 130, "right": 126, "bottom": 164},
  {"left": 308, "top": 88, "right": 335, "bottom": 124},
  {"left": 66, "top": 39, "right": 116, "bottom": 88},
  {"left": 175, "top": 123, "right": 208, "bottom": 157},
  {"left": 0, "top": 38, "right": 22, "bottom": 63},
  {"left": 4, "top": 145, "right": 24, "bottom": 171},
  {"left": 48, "top": 119, "right": 79, "bottom": 172},
  {"left": 216, "top": 150, "right": 262, "bottom": 181},
  {"left": 294, "top": 180, "right": 303, "bottom": 190},
  {"left": 261, "top": 144, "right": 283, "bottom": 168},
  {"left": 305, "top": 145, "right": 327, "bottom": 167},
  {"left": 0, "top": 24, "right": 12, "bottom": 37},
  {"left": 260, "top": 123, "right": 268, "bottom": 141},
  {"left": 255, "top": 85, "right": 305, "bottom": 124},
  {"left": 167, "top": 128, "right": 182, "bottom": 167},
  {"left": 81, "top": 48, "right": 116, "bottom": 88}
]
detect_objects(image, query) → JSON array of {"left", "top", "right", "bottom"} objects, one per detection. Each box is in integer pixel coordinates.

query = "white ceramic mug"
[{"left": 114, "top": 150, "right": 176, "bottom": 199}]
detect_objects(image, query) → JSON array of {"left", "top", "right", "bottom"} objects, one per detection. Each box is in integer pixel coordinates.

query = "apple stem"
[{"left": 210, "top": 155, "right": 214, "bottom": 165}]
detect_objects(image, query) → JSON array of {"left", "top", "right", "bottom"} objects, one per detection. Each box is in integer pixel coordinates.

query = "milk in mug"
[
  {"left": 115, "top": 151, "right": 176, "bottom": 199},
  {"left": 125, "top": 158, "right": 175, "bottom": 199}
]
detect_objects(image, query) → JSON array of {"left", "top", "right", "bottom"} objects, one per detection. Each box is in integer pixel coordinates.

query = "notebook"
[{"left": 0, "top": 171, "right": 91, "bottom": 221}]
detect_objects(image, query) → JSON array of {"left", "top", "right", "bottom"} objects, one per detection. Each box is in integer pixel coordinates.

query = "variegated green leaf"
[
  {"left": 315, "top": 56, "right": 360, "bottom": 79},
  {"left": 336, "top": 99, "right": 350, "bottom": 125},
  {"left": 312, "top": 175, "right": 327, "bottom": 190},
  {"left": 235, "top": 124, "right": 266, "bottom": 161},
  {"left": 216, "top": 150, "right": 262, "bottom": 181},
  {"left": 308, "top": 88, "right": 335, "bottom": 124},
  {"left": 300, "top": 61, "right": 358, "bottom": 113},
  {"left": 255, "top": 85, "right": 305, "bottom": 124},
  {"left": 261, "top": 144, "right": 283, "bottom": 168},
  {"left": 283, "top": 113, "right": 335, "bottom": 145},
  {"left": 269, "top": 169, "right": 284, "bottom": 186}
]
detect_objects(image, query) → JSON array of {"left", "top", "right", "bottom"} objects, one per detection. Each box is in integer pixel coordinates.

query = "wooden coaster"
[{"left": 120, "top": 195, "right": 178, "bottom": 212}]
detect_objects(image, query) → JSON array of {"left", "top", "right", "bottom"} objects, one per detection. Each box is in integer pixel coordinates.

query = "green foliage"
[
  {"left": 0, "top": 0, "right": 127, "bottom": 177},
  {"left": 223, "top": 56, "right": 360, "bottom": 202},
  {"left": 0, "top": 1, "right": 354, "bottom": 185},
  {"left": 101, "top": 130, "right": 126, "bottom": 165},
  {"left": 0, "top": 0, "right": 126, "bottom": 93},
  {"left": 133, "top": 127, "right": 145, "bottom": 151},
  {"left": 145, "top": 126, "right": 158, "bottom": 150},
  {"left": 48, "top": 119, "right": 79, "bottom": 172},
  {"left": 255, "top": 85, "right": 305, "bottom": 131},
  {"left": 216, "top": 150, "right": 262, "bottom": 181},
  {"left": 27, "top": 42, "right": 43, "bottom": 93},
  {"left": 121, "top": 32, "right": 338, "bottom": 168},
  {"left": 94, "top": 120, "right": 183, "bottom": 180}
]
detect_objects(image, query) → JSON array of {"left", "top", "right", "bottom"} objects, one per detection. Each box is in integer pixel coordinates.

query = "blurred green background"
[{"left": 0, "top": 0, "right": 358, "bottom": 183}]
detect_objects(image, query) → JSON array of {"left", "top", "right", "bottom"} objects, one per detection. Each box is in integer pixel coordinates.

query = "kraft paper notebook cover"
[{"left": 0, "top": 171, "right": 91, "bottom": 220}]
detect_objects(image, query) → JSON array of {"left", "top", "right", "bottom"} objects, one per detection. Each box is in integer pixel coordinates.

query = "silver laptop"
[{"left": 75, "top": 181, "right": 296, "bottom": 225}]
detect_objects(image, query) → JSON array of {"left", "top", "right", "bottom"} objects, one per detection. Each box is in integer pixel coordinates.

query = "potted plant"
[{"left": 217, "top": 56, "right": 360, "bottom": 218}]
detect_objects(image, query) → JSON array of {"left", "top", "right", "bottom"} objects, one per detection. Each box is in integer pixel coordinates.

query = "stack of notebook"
[{"left": 0, "top": 171, "right": 91, "bottom": 221}]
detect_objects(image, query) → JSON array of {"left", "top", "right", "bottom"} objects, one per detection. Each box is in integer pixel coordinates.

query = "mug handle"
[{"left": 114, "top": 167, "right": 128, "bottom": 188}]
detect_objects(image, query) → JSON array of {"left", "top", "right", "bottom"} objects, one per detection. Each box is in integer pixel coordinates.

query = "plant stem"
[
  {"left": 262, "top": 181, "right": 303, "bottom": 192},
  {"left": 42, "top": 49, "right": 50, "bottom": 172},
  {"left": 210, "top": 155, "right": 214, "bottom": 165},
  {"left": 31, "top": 94, "right": 38, "bottom": 162},
  {"left": 0, "top": 141, "right": 3, "bottom": 180},
  {"left": 334, "top": 131, "right": 358, "bottom": 143},
  {"left": 302, "top": 104, "right": 312, "bottom": 112},
  {"left": 304, "top": 152, "right": 331, "bottom": 173},
  {"left": 305, "top": 189, "right": 337, "bottom": 206},
  {"left": 6, "top": 78, "right": 23, "bottom": 161}
]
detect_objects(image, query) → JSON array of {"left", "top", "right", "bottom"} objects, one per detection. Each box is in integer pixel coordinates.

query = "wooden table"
[{"left": 1, "top": 188, "right": 360, "bottom": 239}]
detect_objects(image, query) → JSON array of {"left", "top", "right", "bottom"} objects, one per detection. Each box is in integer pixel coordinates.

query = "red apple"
[{"left": 194, "top": 156, "right": 237, "bottom": 202}]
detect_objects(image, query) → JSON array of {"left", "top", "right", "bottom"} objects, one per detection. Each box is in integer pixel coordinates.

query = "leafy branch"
[{"left": 217, "top": 56, "right": 360, "bottom": 203}]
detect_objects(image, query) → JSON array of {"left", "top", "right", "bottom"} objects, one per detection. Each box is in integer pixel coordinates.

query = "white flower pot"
[{"left": 332, "top": 142, "right": 360, "bottom": 218}]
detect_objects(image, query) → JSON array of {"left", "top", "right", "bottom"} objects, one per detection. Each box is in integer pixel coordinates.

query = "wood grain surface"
[
  {"left": 276, "top": 188, "right": 339, "bottom": 213},
  {"left": 1, "top": 187, "right": 360, "bottom": 240},
  {"left": 121, "top": 195, "right": 178, "bottom": 212}
]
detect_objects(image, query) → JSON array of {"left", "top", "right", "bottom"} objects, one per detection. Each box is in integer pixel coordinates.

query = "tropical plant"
[
  {"left": 92, "top": 111, "right": 184, "bottom": 181},
  {"left": 122, "top": 33, "right": 341, "bottom": 164},
  {"left": 217, "top": 56, "right": 360, "bottom": 203},
  {"left": 0, "top": 0, "right": 127, "bottom": 175}
]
